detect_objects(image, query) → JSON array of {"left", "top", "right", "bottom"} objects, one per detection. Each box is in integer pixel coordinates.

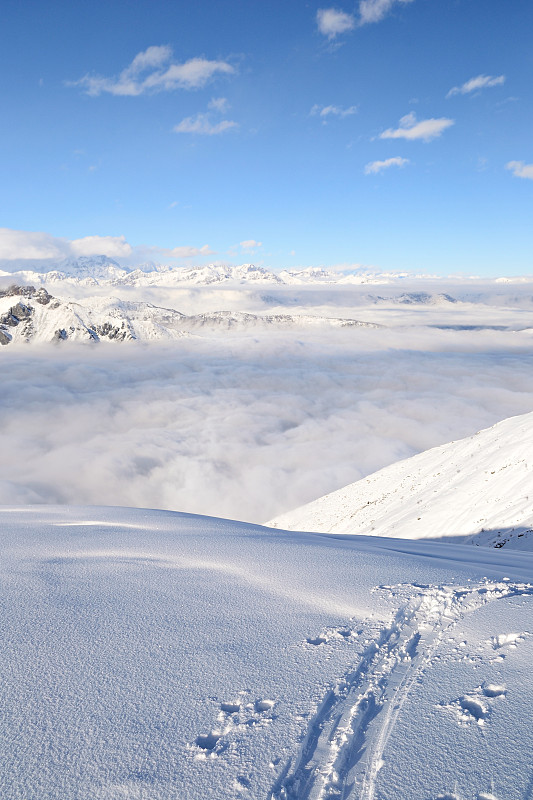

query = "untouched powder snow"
[
  {"left": 268, "top": 412, "right": 533, "bottom": 549},
  {"left": 1, "top": 504, "right": 533, "bottom": 799}
]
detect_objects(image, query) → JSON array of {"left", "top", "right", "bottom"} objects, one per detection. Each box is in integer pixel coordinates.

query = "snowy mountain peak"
[{"left": 55, "top": 255, "right": 130, "bottom": 280}]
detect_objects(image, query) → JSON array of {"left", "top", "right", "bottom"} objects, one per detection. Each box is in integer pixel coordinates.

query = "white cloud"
[
  {"left": 167, "top": 244, "right": 214, "bottom": 258},
  {"left": 506, "top": 161, "right": 533, "bottom": 180},
  {"left": 0, "top": 228, "right": 217, "bottom": 268},
  {"left": 316, "top": 8, "right": 355, "bottom": 38},
  {"left": 379, "top": 112, "right": 454, "bottom": 142},
  {"left": 0, "top": 229, "right": 66, "bottom": 260},
  {"left": 174, "top": 113, "right": 238, "bottom": 135},
  {"left": 70, "top": 235, "right": 132, "bottom": 258},
  {"left": 240, "top": 240, "right": 262, "bottom": 251},
  {"left": 68, "top": 46, "right": 235, "bottom": 96},
  {"left": 0, "top": 229, "right": 132, "bottom": 261},
  {"left": 311, "top": 104, "right": 358, "bottom": 118},
  {"left": 358, "top": 0, "right": 415, "bottom": 25},
  {"left": 208, "top": 97, "right": 230, "bottom": 113},
  {"left": 364, "top": 156, "right": 410, "bottom": 174},
  {"left": 447, "top": 74, "right": 505, "bottom": 98}
]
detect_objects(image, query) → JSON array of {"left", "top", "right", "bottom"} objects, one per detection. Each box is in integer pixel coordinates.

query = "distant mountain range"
[
  {"left": 0, "top": 255, "right": 426, "bottom": 288},
  {"left": 267, "top": 412, "right": 533, "bottom": 549},
  {"left": 0, "top": 284, "right": 380, "bottom": 345}
]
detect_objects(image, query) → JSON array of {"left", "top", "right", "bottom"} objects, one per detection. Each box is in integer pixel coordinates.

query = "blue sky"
[{"left": 1, "top": 0, "right": 532, "bottom": 275}]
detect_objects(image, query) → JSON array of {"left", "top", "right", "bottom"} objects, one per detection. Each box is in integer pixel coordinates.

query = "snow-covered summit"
[{"left": 268, "top": 412, "right": 533, "bottom": 549}]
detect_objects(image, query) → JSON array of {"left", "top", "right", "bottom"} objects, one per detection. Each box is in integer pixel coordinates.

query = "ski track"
[{"left": 270, "top": 581, "right": 533, "bottom": 800}]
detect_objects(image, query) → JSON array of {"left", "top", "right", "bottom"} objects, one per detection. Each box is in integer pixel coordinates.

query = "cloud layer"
[
  {"left": 68, "top": 46, "right": 235, "bottom": 96},
  {"left": 1, "top": 327, "right": 532, "bottom": 523}
]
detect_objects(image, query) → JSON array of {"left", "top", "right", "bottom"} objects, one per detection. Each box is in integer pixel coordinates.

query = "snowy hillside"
[
  {"left": 268, "top": 412, "right": 533, "bottom": 550},
  {"left": 0, "top": 284, "right": 379, "bottom": 345},
  {"left": 1, "top": 504, "right": 532, "bottom": 800}
]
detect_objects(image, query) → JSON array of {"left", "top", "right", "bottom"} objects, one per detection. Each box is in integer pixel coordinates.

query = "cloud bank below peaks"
[{"left": 68, "top": 45, "right": 235, "bottom": 96}]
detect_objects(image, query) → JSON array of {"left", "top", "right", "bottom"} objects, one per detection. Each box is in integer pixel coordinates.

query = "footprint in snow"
[
  {"left": 490, "top": 631, "right": 526, "bottom": 649},
  {"left": 440, "top": 683, "right": 506, "bottom": 727},
  {"left": 194, "top": 694, "right": 277, "bottom": 758},
  {"left": 305, "top": 624, "right": 359, "bottom": 646}
]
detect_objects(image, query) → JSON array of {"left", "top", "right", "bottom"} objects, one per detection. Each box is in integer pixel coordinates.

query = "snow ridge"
[
  {"left": 271, "top": 580, "right": 533, "bottom": 800},
  {"left": 268, "top": 412, "right": 533, "bottom": 550}
]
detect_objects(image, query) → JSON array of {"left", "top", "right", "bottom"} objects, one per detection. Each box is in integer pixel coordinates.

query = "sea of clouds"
[{"left": 2, "top": 323, "right": 532, "bottom": 523}]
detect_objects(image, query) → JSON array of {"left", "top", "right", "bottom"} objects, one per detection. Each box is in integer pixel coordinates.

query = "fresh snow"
[
  {"left": 268, "top": 412, "right": 533, "bottom": 550},
  {"left": 1, "top": 504, "right": 533, "bottom": 800}
]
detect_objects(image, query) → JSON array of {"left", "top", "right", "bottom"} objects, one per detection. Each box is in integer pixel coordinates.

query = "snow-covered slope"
[
  {"left": 0, "top": 284, "right": 379, "bottom": 345},
  {"left": 268, "top": 412, "right": 533, "bottom": 549},
  {"left": 1, "top": 504, "right": 532, "bottom": 800}
]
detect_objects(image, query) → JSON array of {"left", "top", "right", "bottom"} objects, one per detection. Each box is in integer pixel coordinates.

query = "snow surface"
[
  {"left": 1, "top": 504, "right": 533, "bottom": 800},
  {"left": 268, "top": 412, "right": 533, "bottom": 550}
]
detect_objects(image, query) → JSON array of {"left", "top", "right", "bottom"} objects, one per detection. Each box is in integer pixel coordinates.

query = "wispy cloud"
[
  {"left": 68, "top": 45, "right": 235, "bottom": 96},
  {"left": 174, "top": 95, "right": 237, "bottom": 136},
  {"left": 311, "top": 104, "right": 358, "bottom": 118},
  {"left": 358, "top": 0, "right": 415, "bottom": 25},
  {"left": 506, "top": 161, "right": 533, "bottom": 180},
  {"left": 379, "top": 112, "right": 454, "bottom": 142},
  {"left": 364, "top": 156, "right": 410, "bottom": 174},
  {"left": 240, "top": 240, "right": 262, "bottom": 251},
  {"left": 174, "top": 113, "right": 238, "bottom": 135},
  {"left": 208, "top": 97, "right": 230, "bottom": 113},
  {"left": 316, "top": 8, "right": 355, "bottom": 38},
  {"left": 447, "top": 74, "right": 506, "bottom": 98}
]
